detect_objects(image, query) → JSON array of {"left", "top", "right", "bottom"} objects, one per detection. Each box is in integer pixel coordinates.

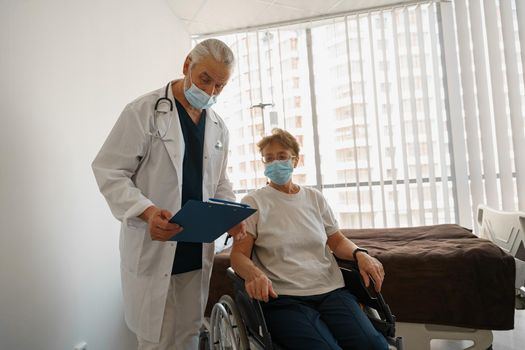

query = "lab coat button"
[{"left": 164, "top": 273, "right": 168, "bottom": 277}]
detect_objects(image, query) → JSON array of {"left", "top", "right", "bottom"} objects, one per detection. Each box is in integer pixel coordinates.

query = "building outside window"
[{"left": 202, "top": 0, "right": 525, "bottom": 229}]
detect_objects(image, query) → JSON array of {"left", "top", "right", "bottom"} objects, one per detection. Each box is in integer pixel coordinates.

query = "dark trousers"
[{"left": 261, "top": 288, "right": 389, "bottom": 350}]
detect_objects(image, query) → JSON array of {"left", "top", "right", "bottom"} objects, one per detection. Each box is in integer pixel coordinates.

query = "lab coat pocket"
[
  {"left": 209, "top": 148, "right": 225, "bottom": 173},
  {"left": 120, "top": 223, "right": 146, "bottom": 274},
  {"left": 207, "top": 151, "right": 225, "bottom": 194}
]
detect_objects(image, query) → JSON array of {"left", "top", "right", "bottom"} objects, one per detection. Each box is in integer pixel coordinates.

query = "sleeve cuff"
[{"left": 123, "top": 198, "right": 154, "bottom": 222}]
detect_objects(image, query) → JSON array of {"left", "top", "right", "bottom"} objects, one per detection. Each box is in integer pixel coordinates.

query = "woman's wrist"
[{"left": 352, "top": 247, "right": 369, "bottom": 262}]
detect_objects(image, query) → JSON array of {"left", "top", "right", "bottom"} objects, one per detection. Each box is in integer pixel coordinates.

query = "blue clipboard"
[{"left": 169, "top": 199, "right": 257, "bottom": 243}]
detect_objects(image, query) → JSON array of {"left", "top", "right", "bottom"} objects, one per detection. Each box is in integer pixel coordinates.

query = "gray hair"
[{"left": 188, "top": 39, "right": 235, "bottom": 69}]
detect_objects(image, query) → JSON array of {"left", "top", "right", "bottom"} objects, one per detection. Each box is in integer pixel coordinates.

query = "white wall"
[{"left": 0, "top": 1, "right": 190, "bottom": 349}]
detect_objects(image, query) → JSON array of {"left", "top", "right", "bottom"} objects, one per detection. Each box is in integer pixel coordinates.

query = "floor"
[{"left": 432, "top": 309, "right": 525, "bottom": 350}]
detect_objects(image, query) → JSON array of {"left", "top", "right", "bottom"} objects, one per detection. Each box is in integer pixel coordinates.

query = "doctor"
[{"left": 92, "top": 39, "right": 244, "bottom": 350}]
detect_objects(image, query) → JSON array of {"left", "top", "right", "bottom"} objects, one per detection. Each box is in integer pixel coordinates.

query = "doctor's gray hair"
[{"left": 188, "top": 39, "right": 235, "bottom": 69}]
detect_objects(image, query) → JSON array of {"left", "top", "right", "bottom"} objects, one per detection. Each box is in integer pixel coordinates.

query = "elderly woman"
[{"left": 231, "top": 128, "right": 388, "bottom": 350}]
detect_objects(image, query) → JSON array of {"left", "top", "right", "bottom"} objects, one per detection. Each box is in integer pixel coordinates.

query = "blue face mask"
[
  {"left": 264, "top": 159, "right": 293, "bottom": 185},
  {"left": 183, "top": 71, "right": 217, "bottom": 109}
]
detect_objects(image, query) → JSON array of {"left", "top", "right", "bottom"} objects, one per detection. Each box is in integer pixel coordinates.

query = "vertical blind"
[
  {"left": 308, "top": 4, "right": 452, "bottom": 229},
  {"left": 200, "top": 0, "right": 525, "bottom": 230},
  {"left": 441, "top": 0, "right": 525, "bottom": 228}
]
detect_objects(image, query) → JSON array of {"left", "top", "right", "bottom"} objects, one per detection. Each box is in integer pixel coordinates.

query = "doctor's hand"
[
  {"left": 245, "top": 273, "right": 278, "bottom": 303},
  {"left": 355, "top": 253, "right": 385, "bottom": 292},
  {"left": 227, "top": 221, "right": 247, "bottom": 241},
  {"left": 140, "top": 206, "right": 183, "bottom": 241}
]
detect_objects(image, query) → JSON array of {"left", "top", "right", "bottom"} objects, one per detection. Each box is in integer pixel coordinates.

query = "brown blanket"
[{"left": 206, "top": 224, "right": 515, "bottom": 330}]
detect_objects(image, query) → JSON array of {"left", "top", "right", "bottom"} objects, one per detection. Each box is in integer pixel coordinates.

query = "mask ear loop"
[
  {"left": 292, "top": 155, "right": 299, "bottom": 168},
  {"left": 261, "top": 155, "right": 270, "bottom": 185},
  {"left": 184, "top": 66, "right": 193, "bottom": 92}
]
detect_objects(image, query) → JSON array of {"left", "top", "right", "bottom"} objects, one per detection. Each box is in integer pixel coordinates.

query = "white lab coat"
[{"left": 92, "top": 84, "right": 235, "bottom": 343}]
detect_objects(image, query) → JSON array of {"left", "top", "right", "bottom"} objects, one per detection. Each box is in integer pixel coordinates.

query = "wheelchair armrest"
[
  {"left": 336, "top": 257, "right": 384, "bottom": 299},
  {"left": 336, "top": 257, "right": 374, "bottom": 294},
  {"left": 336, "top": 258, "right": 396, "bottom": 336},
  {"left": 335, "top": 257, "right": 358, "bottom": 270},
  {"left": 226, "top": 266, "right": 242, "bottom": 284}
]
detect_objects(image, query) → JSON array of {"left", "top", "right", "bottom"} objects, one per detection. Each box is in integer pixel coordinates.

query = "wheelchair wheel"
[{"left": 209, "top": 295, "right": 249, "bottom": 350}]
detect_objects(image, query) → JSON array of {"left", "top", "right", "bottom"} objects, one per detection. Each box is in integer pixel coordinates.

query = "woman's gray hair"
[{"left": 188, "top": 39, "right": 235, "bottom": 69}]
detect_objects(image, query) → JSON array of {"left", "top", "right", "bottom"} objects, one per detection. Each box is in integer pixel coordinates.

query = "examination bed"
[{"left": 206, "top": 224, "right": 515, "bottom": 350}]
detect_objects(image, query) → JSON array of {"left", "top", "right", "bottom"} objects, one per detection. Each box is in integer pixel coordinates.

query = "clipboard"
[{"left": 169, "top": 198, "right": 257, "bottom": 243}]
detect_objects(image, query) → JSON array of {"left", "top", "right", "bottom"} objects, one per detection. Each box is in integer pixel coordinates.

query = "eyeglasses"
[{"left": 262, "top": 154, "right": 296, "bottom": 164}]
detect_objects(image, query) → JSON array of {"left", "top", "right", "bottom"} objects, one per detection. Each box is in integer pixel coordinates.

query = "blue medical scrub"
[{"left": 172, "top": 99, "right": 206, "bottom": 275}]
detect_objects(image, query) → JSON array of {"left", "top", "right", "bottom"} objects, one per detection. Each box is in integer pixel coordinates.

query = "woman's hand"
[
  {"left": 245, "top": 273, "right": 278, "bottom": 302},
  {"left": 356, "top": 253, "right": 385, "bottom": 292}
]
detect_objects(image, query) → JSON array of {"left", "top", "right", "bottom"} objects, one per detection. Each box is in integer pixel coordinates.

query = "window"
[
  {"left": 294, "top": 96, "right": 301, "bottom": 108},
  {"left": 292, "top": 77, "right": 300, "bottom": 89},
  {"left": 335, "top": 106, "right": 351, "bottom": 121},
  {"left": 206, "top": 4, "right": 454, "bottom": 228},
  {"left": 204, "top": 1, "right": 525, "bottom": 229},
  {"left": 290, "top": 37, "right": 298, "bottom": 50},
  {"left": 237, "top": 145, "right": 245, "bottom": 156},
  {"left": 291, "top": 57, "right": 299, "bottom": 69}
]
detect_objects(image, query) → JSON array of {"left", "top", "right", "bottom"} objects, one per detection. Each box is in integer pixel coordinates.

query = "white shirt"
[{"left": 242, "top": 185, "right": 345, "bottom": 296}]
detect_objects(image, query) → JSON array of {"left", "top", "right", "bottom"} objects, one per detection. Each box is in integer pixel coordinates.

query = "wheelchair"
[{"left": 205, "top": 259, "right": 404, "bottom": 350}]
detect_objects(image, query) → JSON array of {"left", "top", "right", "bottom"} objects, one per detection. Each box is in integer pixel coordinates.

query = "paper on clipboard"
[{"left": 169, "top": 199, "right": 256, "bottom": 243}]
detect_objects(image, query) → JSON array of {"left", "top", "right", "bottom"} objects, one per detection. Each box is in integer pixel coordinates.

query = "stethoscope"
[
  {"left": 150, "top": 82, "right": 174, "bottom": 141},
  {"left": 149, "top": 81, "right": 223, "bottom": 150}
]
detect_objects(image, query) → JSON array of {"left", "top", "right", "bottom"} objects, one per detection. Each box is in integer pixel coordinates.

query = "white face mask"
[{"left": 183, "top": 70, "right": 217, "bottom": 109}]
